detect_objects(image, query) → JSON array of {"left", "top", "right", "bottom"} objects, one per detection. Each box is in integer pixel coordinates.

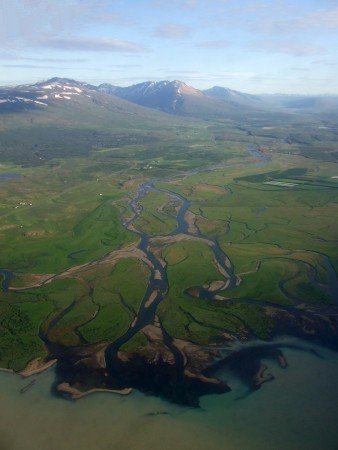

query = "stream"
[
  {"left": 100, "top": 145, "right": 338, "bottom": 405},
  {"left": 105, "top": 164, "right": 239, "bottom": 367}
]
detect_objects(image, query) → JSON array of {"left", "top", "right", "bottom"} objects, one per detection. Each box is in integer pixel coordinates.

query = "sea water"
[{"left": 1, "top": 339, "right": 338, "bottom": 450}]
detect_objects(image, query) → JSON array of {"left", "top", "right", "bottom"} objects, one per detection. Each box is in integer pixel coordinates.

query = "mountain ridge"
[
  {"left": 98, "top": 80, "right": 207, "bottom": 115},
  {"left": 1, "top": 77, "right": 337, "bottom": 119}
]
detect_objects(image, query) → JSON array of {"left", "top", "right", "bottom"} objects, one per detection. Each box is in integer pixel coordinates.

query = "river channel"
[
  {"left": 52, "top": 144, "right": 277, "bottom": 404},
  {"left": 98, "top": 144, "right": 338, "bottom": 404}
]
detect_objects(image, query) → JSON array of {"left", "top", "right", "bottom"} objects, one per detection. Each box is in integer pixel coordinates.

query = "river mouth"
[
  {"left": 54, "top": 352, "right": 230, "bottom": 407},
  {"left": 50, "top": 319, "right": 338, "bottom": 407},
  {"left": 2, "top": 341, "right": 338, "bottom": 450}
]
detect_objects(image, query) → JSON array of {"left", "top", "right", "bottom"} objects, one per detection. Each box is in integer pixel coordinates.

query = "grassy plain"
[
  {"left": 157, "top": 240, "right": 273, "bottom": 341},
  {"left": 134, "top": 190, "right": 177, "bottom": 235},
  {"left": 157, "top": 153, "right": 338, "bottom": 309}
]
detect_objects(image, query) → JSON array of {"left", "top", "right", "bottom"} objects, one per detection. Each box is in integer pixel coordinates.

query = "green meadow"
[{"left": 159, "top": 158, "right": 337, "bottom": 305}]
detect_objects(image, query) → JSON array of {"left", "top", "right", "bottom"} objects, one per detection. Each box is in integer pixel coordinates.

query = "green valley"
[{"left": 0, "top": 78, "right": 337, "bottom": 405}]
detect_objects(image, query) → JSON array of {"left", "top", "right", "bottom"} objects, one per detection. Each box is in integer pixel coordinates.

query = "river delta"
[
  {"left": 1, "top": 104, "right": 338, "bottom": 450},
  {"left": 2, "top": 145, "right": 338, "bottom": 408}
]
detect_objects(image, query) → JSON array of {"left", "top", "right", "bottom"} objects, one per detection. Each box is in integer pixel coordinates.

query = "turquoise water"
[{"left": 1, "top": 339, "right": 338, "bottom": 450}]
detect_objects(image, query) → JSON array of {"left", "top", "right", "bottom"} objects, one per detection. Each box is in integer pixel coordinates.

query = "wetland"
[{"left": 0, "top": 92, "right": 338, "bottom": 448}]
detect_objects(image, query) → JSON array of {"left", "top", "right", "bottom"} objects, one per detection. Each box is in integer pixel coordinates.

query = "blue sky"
[{"left": 1, "top": 0, "right": 338, "bottom": 93}]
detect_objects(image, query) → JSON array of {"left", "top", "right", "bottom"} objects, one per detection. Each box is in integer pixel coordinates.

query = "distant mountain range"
[{"left": 1, "top": 77, "right": 337, "bottom": 119}]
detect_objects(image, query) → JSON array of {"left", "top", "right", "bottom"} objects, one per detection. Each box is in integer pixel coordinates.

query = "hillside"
[
  {"left": 203, "top": 86, "right": 264, "bottom": 108},
  {"left": 0, "top": 78, "right": 200, "bottom": 166}
]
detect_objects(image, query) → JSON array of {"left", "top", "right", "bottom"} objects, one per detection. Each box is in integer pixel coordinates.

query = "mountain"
[
  {"left": 0, "top": 78, "right": 190, "bottom": 166},
  {"left": 1, "top": 77, "right": 243, "bottom": 120},
  {"left": 0, "top": 77, "right": 185, "bottom": 125},
  {"left": 0, "top": 77, "right": 94, "bottom": 112},
  {"left": 201, "top": 86, "right": 338, "bottom": 115},
  {"left": 202, "top": 86, "right": 263, "bottom": 108},
  {"left": 98, "top": 80, "right": 201, "bottom": 113},
  {"left": 97, "top": 80, "right": 253, "bottom": 119},
  {"left": 258, "top": 93, "right": 338, "bottom": 113},
  {"left": 2, "top": 77, "right": 337, "bottom": 120},
  {"left": 0, "top": 77, "right": 297, "bottom": 124}
]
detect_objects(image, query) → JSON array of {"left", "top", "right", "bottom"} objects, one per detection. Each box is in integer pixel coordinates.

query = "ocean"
[{"left": 1, "top": 339, "right": 338, "bottom": 450}]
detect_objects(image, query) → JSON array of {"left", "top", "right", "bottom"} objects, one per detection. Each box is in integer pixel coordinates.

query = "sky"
[{"left": 1, "top": 0, "right": 338, "bottom": 94}]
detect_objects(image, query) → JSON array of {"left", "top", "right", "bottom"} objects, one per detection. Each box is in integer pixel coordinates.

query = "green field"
[{"left": 1, "top": 97, "right": 338, "bottom": 372}]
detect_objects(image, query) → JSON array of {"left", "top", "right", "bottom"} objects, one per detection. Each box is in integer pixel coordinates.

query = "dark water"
[
  {"left": 0, "top": 268, "right": 14, "bottom": 291},
  {"left": 1, "top": 339, "right": 338, "bottom": 450},
  {"left": 246, "top": 144, "right": 271, "bottom": 163},
  {"left": 0, "top": 173, "right": 22, "bottom": 181}
]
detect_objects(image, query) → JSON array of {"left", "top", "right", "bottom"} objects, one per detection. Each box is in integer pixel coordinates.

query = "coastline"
[
  {"left": 1, "top": 342, "right": 338, "bottom": 450},
  {"left": 0, "top": 367, "right": 14, "bottom": 374},
  {"left": 19, "top": 358, "right": 58, "bottom": 378},
  {"left": 56, "top": 382, "right": 132, "bottom": 399}
]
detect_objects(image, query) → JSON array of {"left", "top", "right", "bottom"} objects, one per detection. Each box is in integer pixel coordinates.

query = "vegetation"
[
  {"left": 0, "top": 292, "right": 54, "bottom": 370},
  {"left": 79, "top": 258, "right": 150, "bottom": 344},
  {"left": 0, "top": 93, "right": 337, "bottom": 371}
]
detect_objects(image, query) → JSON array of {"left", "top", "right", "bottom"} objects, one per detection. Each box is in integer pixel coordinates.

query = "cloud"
[
  {"left": 91, "top": 12, "right": 132, "bottom": 25},
  {"left": 252, "top": 40, "right": 325, "bottom": 57},
  {"left": 42, "top": 37, "right": 147, "bottom": 53},
  {"left": 173, "top": 0, "right": 199, "bottom": 7},
  {"left": 151, "top": 0, "right": 199, "bottom": 9},
  {"left": 154, "top": 24, "right": 191, "bottom": 39},
  {"left": 18, "top": 0, "right": 115, "bottom": 17},
  {"left": 3, "top": 64, "right": 73, "bottom": 69},
  {"left": 290, "top": 67, "right": 311, "bottom": 72},
  {"left": 0, "top": 0, "right": 127, "bottom": 48},
  {"left": 195, "top": 40, "right": 229, "bottom": 48},
  {"left": 312, "top": 59, "right": 338, "bottom": 66},
  {"left": 252, "top": 5, "right": 338, "bottom": 35},
  {"left": 0, "top": 53, "right": 88, "bottom": 63},
  {"left": 165, "top": 69, "right": 204, "bottom": 74},
  {"left": 299, "top": 7, "right": 338, "bottom": 29},
  {"left": 2, "top": 64, "right": 107, "bottom": 74},
  {"left": 106, "top": 64, "right": 141, "bottom": 68}
]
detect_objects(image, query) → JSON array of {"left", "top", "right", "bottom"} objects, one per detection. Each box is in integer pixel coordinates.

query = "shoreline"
[
  {"left": 56, "top": 382, "right": 132, "bottom": 400},
  {"left": 0, "top": 367, "right": 14, "bottom": 374},
  {"left": 19, "top": 358, "right": 58, "bottom": 378}
]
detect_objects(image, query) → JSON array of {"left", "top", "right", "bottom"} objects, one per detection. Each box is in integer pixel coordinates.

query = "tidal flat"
[{"left": 1, "top": 340, "right": 338, "bottom": 450}]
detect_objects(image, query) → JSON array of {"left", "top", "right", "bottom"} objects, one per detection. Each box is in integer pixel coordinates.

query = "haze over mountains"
[{"left": 1, "top": 78, "right": 337, "bottom": 119}]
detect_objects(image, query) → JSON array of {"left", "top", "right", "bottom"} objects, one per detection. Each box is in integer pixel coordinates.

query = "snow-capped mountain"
[
  {"left": 98, "top": 80, "right": 206, "bottom": 114},
  {"left": 97, "top": 79, "right": 255, "bottom": 118},
  {"left": 0, "top": 78, "right": 95, "bottom": 111},
  {"left": 3, "top": 77, "right": 335, "bottom": 120}
]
